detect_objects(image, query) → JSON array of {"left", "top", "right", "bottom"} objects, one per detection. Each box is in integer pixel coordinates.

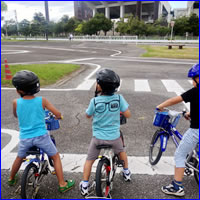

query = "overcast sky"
[{"left": 2, "top": 1, "right": 188, "bottom": 23}]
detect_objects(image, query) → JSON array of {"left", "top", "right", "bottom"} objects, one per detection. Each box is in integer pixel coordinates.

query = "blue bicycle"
[
  {"left": 149, "top": 108, "right": 199, "bottom": 185},
  {"left": 149, "top": 108, "right": 185, "bottom": 165},
  {"left": 20, "top": 111, "right": 60, "bottom": 199}
]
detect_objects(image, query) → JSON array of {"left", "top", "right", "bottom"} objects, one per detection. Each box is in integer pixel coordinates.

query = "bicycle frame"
[{"left": 155, "top": 124, "right": 183, "bottom": 152}]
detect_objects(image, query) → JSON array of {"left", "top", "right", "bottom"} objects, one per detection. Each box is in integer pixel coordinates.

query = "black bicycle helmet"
[
  {"left": 12, "top": 70, "right": 40, "bottom": 95},
  {"left": 96, "top": 69, "right": 120, "bottom": 95}
]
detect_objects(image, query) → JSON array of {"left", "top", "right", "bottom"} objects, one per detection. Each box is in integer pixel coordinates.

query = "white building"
[
  {"left": 81, "top": 1, "right": 172, "bottom": 23},
  {"left": 187, "top": 1, "right": 199, "bottom": 17}
]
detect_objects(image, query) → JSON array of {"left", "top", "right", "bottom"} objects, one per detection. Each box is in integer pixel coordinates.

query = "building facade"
[
  {"left": 74, "top": 1, "right": 172, "bottom": 23},
  {"left": 187, "top": 1, "right": 199, "bottom": 17}
]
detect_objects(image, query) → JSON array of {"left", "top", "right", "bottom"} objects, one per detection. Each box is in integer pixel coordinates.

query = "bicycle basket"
[
  {"left": 153, "top": 111, "right": 169, "bottom": 128},
  {"left": 45, "top": 111, "right": 60, "bottom": 131},
  {"left": 170, "top": 114, "right": 181, "bottom": 127}
]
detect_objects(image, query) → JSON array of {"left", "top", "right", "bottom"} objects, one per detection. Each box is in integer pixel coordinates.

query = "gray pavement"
[{"left": 1, "top": 41, "right": 199, "bottom": 199}]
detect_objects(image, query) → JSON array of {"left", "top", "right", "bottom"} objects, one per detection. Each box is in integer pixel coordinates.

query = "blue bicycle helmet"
[{"left": 188, "top": 64, "right": 199, "bottom": 78}]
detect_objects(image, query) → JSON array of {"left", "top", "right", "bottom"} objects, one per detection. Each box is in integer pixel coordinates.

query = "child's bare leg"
[
  {"left": 83, "top": 160, "right": 95, "bottom": 181},
  {"left": 119, "top": 152, "right": 128, "bottom": 168},
  {"left": 9, "top": 156, "right": 24, "bottom": 180},
  {"left": 50, "top": 152, "right": 66, "bottom": 187}
]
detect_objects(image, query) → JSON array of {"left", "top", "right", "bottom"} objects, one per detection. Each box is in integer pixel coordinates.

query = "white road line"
[
  {"left": 188, "top": 80, "right": 193, "bottom": 85},
  {"left": 1, "top": 45, "right": 91, "bottom": 53},
  {"left": 76, "top": 79, "right": 96, "bottom": 90},
  {"left": 1, "top": 152, "right": 175, "bottom": 175},
  {"left": 1, "top": 50, "right": 30, "bottom": 55},
  {"left": 134, "top": 79, "right": 151, "bottom": 92},
  {"left": 1, "top": 128, "right": 175, "bottom": 175},
  {"left": 161, "top": 80, "right": 190, "bottom": 110},
  {"left": 117, "top": 80, "right": 123, "bottom": 92}
]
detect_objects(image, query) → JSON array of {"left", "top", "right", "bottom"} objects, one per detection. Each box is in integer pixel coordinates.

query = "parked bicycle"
[
  {"left": 85, "top": 113, "right": 126, "bottom": 199},
  {"left": 149, "top": 108, "right": 199, "bottom": 184},
  {"left": 20, "top": 111, "right": 60, "bottom": 199}
]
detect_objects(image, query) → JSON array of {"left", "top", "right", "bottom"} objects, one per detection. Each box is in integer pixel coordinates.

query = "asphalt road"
[{"left": 1, "top": 41, "right": 199, "bottom": 199}]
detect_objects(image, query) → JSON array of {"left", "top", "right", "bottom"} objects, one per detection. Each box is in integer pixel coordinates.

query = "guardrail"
[{"left": 2, "top": 36, "right": 199, "bottom": 44}]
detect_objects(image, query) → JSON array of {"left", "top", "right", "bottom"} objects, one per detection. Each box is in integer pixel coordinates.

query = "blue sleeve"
[
  {"left": 86, "top": 98, "right": 95, "bottom": 116},
  {"left": 119, "top": 95, "right": 129, "bottom": 112}
]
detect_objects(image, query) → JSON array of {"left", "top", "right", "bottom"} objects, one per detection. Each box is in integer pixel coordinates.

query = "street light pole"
[{"left": 44, "top": 1, "right": 49, "bottom": 40}]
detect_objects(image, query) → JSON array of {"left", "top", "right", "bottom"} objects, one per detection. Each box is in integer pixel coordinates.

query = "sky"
[{"left": 2, "top": 1, "right": 188, "bottom": 23}]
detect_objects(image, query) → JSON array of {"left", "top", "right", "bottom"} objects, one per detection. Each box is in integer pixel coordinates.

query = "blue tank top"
[{"left": 16, "top": 97, "right": 47, "bottom": 139}]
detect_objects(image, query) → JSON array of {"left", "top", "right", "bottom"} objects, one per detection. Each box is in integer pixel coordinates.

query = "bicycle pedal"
[
  {"left": 117, "top": 160, "right": 124, "bottom": 167},
  {"left": 51, "top": 170, "right": 56, "bottom": 175}
]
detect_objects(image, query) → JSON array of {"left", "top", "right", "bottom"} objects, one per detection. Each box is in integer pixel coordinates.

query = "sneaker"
[
  {"left": 122, "top": 170, "right": 131, "bottom": 182},
  {"left": 79, "top": 181, "right": 89, "bottom": 196},
  {"left": 161, "top": 181, "right": 185, "bottom": 197}
]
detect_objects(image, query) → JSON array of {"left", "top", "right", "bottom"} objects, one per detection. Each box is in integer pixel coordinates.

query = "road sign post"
[{"left": 170, "top": 21, "right": 175, "bottom": 42}]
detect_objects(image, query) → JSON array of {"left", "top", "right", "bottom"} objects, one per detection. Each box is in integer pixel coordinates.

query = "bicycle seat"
[
  {"left": 96, "top": 144, "right": 112, "bottom": 149},
  {"left": 26, "top": 146, "right": 40, "bottom": 155}
]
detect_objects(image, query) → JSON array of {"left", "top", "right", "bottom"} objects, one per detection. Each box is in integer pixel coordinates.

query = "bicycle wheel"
[
  {"left": 96, "top": 158, "right": 111, "bottom": 197},
  {"left": 149, "top": 130, "right": 163, "bottom": 165},
  {"left": 21, "top": 163, "right": 39, "bottom": 199},
  {"left": 194, "top": 160, "right": 199, "bottom": 185}
]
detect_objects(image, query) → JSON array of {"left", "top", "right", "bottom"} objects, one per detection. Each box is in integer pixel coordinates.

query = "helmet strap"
[{"left": 95, "top": 86, "right": 101, "bottom": 97}]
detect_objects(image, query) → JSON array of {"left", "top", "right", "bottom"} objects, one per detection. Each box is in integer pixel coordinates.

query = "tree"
[
  {"left": 188, "top": 13, "right": 199, "bottom": 36},
  {"left": 1, "top": 1, "right": 7, "bottom": 21},
  {"left": 3, "top": 19, "right": 17, "bottom": 36},
  {"left": 19, "top": 19, "right": 30, "bottom": 38},
  {"left": 174, "top": 16, "right": 189, "bottom": 36},
  {"left": 65, "top": 17, "right": 80, "bottom": 34}
]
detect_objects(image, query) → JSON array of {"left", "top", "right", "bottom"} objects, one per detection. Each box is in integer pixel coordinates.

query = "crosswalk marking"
[
  {"left": 161, "top": 80, "right": 185, "bottom": 94},
  {"left": 134, "top": 79, "right": 151, "bottom": 92}
]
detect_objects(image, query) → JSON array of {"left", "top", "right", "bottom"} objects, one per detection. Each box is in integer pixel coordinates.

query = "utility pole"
[
  {"left": 44, "top": 1, "right": 49, "bottom": 40},
  {"left": 14, "top": 10, "right": 19, "bottom": 36}
]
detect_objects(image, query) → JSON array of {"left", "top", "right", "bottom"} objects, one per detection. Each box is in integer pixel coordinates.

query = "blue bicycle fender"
[{"left": 160, "top": 134, "right": 168, "bottom": 152}]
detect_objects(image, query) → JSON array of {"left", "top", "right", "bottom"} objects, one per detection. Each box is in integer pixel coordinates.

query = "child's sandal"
[
  {"left": 8, "top": 174, "right": 18, "bottom": 186},
  {"left": 58, "top": 180, "right": 75, "bottom": 193}
]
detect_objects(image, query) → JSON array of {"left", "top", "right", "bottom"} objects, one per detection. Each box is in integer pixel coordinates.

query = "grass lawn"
[
  {"left": 139, "top": 45, "right": 199, "bottom": 60},
  {"left": 1, "top": 63, "right": 80, "bottom": 87}
]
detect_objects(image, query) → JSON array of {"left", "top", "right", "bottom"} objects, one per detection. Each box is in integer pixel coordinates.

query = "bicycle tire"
[
  {"left": 96, "top": 158, "right": 111, "bottom": 197},
  {"left": 21, "top": 163, "right": 39, "bottom": 199},
  {"left": 194, "top": 160, "right": 199, "bottom": 185},
  {"left": 149, "top": 130, "right": 163, "bottom": 165}
]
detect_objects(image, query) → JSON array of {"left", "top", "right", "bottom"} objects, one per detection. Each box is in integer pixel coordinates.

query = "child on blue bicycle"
[
  {"left": 8, "top": 70, "right": 75, "bottom": 193},
  {"left": 79, "top": 69, "right": 131, "bottom": 196},
  {"left": 157, "top": 64, "right": 199, "bottom": 197}
]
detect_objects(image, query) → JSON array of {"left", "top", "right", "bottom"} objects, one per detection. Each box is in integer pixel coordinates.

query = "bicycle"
[
  {"left": 149, "top": 108, "right": 185, "bottom": 166},
  {"left": 20, "top": 111, "right": 60, "bottom": 199},
  {"left": 149, "top": 108, "right": 199, "bottom": 184},
  {"left": 85, "top": 113, "right": 126, "bottom": 199}
]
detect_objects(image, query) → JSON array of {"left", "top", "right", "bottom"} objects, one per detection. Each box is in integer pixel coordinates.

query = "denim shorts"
[
  {"left": 87, "top": 136, "right": 124, "bottom": 160},
  {"left": 18, "top": 133, "right": 58, "bottom": 158},
  {"left": 174, "top": 128, "right": 199, "bottom": 168}
]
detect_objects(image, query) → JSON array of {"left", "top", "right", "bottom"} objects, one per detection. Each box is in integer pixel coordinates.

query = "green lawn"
[
  {"left": 139, "top": 45, "right": 199, "bottom": 60},
  {"left": 1, "top": 63, "right": 80, "bottom": 87}
]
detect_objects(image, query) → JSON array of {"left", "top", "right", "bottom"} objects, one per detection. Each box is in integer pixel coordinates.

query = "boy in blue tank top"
[
  {"left": 8, "top": 70, "right": 75, "bottom": 193},
  {"left": 79, "top": 69, "right": 131, "bottom": 196}
]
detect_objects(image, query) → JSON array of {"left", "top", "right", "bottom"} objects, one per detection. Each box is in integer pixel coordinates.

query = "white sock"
[
  {"left": 82, "top": 180, "right": 89, "bottom": 187},
  {"left": 123, "top": 168, "right": 130, "bottom": 175}
]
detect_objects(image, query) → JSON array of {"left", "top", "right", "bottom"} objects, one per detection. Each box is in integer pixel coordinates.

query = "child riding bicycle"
[
  {"left": 79, "top": 69, "right": 131, "bottom": 196},
  {"left": 156, "top": 64, "right": 199, "bottom": 197},
  {"left": 8, "top": 70, "right": 75, "bottom": 193}
]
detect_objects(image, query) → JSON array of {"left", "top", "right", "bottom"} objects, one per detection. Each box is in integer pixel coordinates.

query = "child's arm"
[
  {"left": 86, "top": 114, "right": 92, "bottom": 118},
  {"left": 13, "top": 99, "right": 17, "bottom": 118},
  {"left": 42, "top": 97, "right": 62, "bottom": 119},
  {"left": 157, "top": 96, "right": 183, "bottom": 111},
  {"left": 122, "top": 108, "right": 131, "bottom": 118}
]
